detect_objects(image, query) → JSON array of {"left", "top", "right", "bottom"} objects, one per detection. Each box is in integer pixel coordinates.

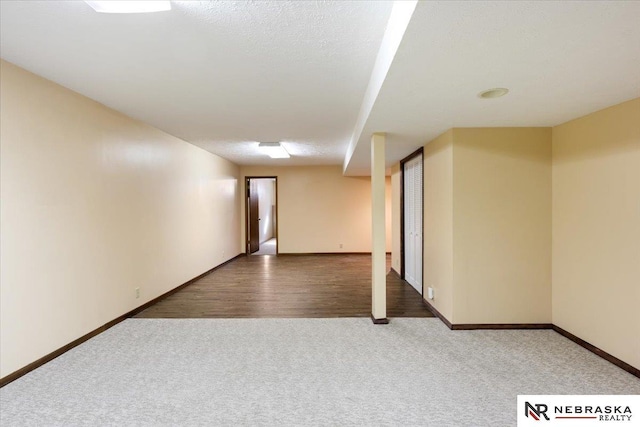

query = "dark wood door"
[{"left": 248, "top": 179, "right": 260, "bottom": 253}]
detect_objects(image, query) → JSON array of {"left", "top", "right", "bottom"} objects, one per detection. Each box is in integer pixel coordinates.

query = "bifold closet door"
[{"left": 403, "top": 155, "right": 423, "bottom": 294}]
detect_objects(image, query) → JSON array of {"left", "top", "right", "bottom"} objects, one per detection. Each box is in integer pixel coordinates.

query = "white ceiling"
[
  {"left": 0, "top": 0, "right": 392, "bottom": 166},
  {"left": 1, "top": 1, "right": 639, "bottom": 174},
  {"left": 344, "top": 0, "right": 640, "bottom": 175}
]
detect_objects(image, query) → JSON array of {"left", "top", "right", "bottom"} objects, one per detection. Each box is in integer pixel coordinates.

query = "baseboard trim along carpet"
[
  {"left": 451, "top": 323, "right": 553, "bottom": 330},
  {"left": 551, "top": 324, "right": 640, "bottom": 378},
  {"left": 0, "top": 254, "right": 244, "bottom": 388},
  {"left": 421, "top": 299, "right": 453, "bottom": 329},
  {"left": 421, "top": 299, "right": 639, "bottom": 378}
]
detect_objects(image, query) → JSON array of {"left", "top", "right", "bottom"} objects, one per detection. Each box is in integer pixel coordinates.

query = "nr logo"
[{"left": 525, "top": 402, "right": 550, "bottom": 421}]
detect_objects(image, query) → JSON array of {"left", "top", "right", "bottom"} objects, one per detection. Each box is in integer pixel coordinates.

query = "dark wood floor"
[{"left": 135, "top": 254, "right": 434, "bottom": 318}]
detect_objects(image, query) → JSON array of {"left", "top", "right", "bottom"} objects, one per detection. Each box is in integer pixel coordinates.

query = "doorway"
[
  {"left": 401, "top": 149, "right": 423, "bottom": 294},
  {"left": 245, "top": 177, "right": 278, "bottom": 255}
]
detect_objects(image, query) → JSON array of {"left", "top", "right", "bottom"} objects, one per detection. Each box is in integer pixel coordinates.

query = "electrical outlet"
[
  {"left": 339, "top": 243, "right": 343, "bottom": 249},
  {"left": 427, "top": 287, "right": 434, "bottom": 300},
  {"left": 135, "top": 287, "right": 140, "bottom": 299}
]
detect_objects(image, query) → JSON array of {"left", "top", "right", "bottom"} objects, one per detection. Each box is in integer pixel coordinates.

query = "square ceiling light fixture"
[
  {"left": 259, "top": 142, "right": 290, "bottom": 159},
  {"left": 85, "top": 1, "right": 171, "bottom": 13}
]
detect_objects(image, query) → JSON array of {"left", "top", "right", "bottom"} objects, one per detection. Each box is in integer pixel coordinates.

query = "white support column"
[{"left": 371, "top": 133, "right": 388, "bottom": 323}]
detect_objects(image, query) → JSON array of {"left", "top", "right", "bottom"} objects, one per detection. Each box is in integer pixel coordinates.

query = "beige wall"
[
  {"left": 240, "top": 166, "right": 391, "bottom": 253},
  {"left": 390, "top": 164, "right": 401, "bottom": 273},
  {"left": 452, "top": 128, "right": 552, "bottom": 324},
  {"left": 552, "top": 98, "right": 640, "bottom": 369},
  {"left": 404, "top": 103, "right": 638, "bottom": 368},
  {"left": 423, "top": 131, "right": 455, "bottom": 321},
  {"left": 0, "top": 60, "right": 241, "bottom": 378},
  {"left": 420, "top": 129, "right": 552, "bottom": 324}
]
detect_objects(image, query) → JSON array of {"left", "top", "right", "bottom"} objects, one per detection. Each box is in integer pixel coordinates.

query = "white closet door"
[
  {"left": 413, "top": 155, "right": 423, "bottom": 294},
  {"left": 404, "top": 163, "right": 415, "bottom": 286},
  {"left": 404, "top": 155, "right": 423, "bottom": 294}
]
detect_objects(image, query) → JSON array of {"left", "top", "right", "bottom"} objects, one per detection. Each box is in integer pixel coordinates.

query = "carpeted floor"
[
  {"left": 1, "top": 318, "right": 638, "bottom": 426},
  {"left": 253, "top": 238, "right": 276, "bottom": 255}
]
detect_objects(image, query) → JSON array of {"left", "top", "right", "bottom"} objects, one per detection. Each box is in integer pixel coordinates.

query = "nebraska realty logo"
[{"left": 517, "top": 395, "right": 639, "bottom": 426}]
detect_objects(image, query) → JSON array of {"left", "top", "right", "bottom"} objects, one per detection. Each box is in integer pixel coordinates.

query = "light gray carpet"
[{"left": 1, "top": 318, "right": 638, "bottom": 426}]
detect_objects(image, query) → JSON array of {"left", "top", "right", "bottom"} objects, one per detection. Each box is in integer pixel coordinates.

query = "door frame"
[
  {"left": 400, "top": 148, "right": 424, "bottom": 294},
  {"left": 245, "top": 176, "right": 279, "bottom": 255}
]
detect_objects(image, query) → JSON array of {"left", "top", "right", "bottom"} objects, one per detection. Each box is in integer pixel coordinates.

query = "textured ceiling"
[
  {"left": 2, "top": 1, "right": 639, "bottom": 174},
  {"left": 344, "top": 0, "right": 640, "bottom": 175},
  {"left": 0, "top": 0, "right": 393, "bottom": 166}
]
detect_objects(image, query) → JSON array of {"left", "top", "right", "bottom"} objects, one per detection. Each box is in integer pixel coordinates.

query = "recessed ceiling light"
[
  {"left": 478, "top": 88, "right": 509, "bottom": 99},
  {"left": 85, "top": 1, "right": 171, "bottom": 14},
  {"left": 258, "top": 142, "right": 290, "bottom": 159}
]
